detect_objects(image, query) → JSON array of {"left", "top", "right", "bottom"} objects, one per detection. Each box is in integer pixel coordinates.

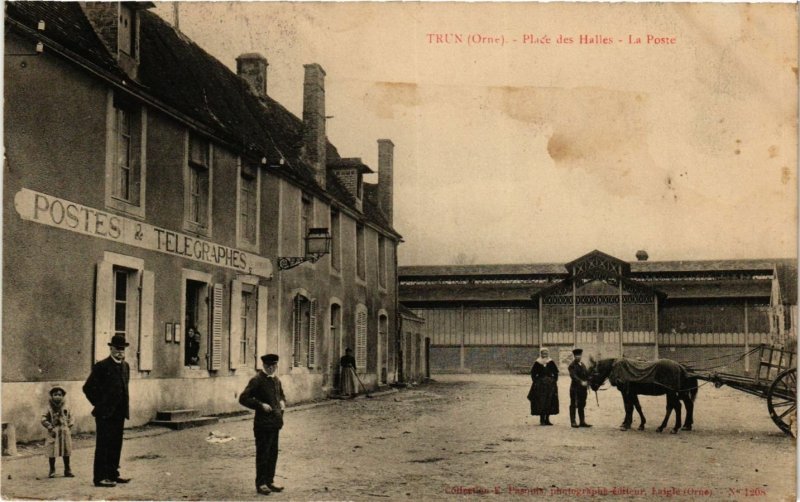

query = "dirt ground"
[{"left": 1, "top": 374, "right": 796, "bottom": 501}]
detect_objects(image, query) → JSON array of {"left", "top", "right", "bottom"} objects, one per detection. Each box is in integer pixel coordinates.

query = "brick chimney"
[
  {"left": 236, "top": 53, "right": 268, "bottom": 98},
  {"left": 302, "top": 64, "right": 327, "bottom": 188},
  {"left": 377, "top": 139, "right": 394, "bottom": 224}
]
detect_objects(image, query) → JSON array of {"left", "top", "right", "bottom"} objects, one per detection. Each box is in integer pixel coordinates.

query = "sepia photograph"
[{"left": 2, "top": 0, "right": 798, "bottom": 500}]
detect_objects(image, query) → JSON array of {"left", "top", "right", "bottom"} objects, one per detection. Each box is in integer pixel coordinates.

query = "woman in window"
[
  {"left": 339, "top": 348, "right": 358, "bottom": 398},
  {"left": 527, "top": 347, "right": 559, "bottom": 425},
  {"left": 185, "top": 326, "right": 201, "bottom": 366}
]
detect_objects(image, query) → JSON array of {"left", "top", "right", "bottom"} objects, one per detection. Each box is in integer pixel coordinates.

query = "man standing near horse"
[{"left": 568, "top": 348, "right": 592, "bottom": 428}]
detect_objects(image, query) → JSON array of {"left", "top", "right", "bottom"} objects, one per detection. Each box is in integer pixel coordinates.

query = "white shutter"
[
  {"left": 94, "top": 261, "right": 114, "bottom": 362},
  {"left": 138, "top": 270, "right": 155, "bottom": 371},
  {"left": 210, "top": 283, "right": 223, "bottom": 370},
  {"left": 256, "top": 286, "right": 268, "bottom": 370},
  {"left": 229, "top": 280, "right": 242, "bottom": 369},
  {"left": 308, "top": 299, "right": 318, "bottom": 368},
  {"left": 356, "top": 309, "right": 367, "bottom": 370}
]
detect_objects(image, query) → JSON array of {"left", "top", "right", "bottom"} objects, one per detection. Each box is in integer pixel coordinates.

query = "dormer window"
[
  {"left": 118, "top": 4, "right": 135, "bottom": 57},
  {"left": 356, "top": 173, "right": 364, "bottom": 201}
]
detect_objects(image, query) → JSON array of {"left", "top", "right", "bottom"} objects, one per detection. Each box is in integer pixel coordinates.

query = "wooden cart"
[{"left": 694, "top": 344, "right": 796, "bottom": 436}]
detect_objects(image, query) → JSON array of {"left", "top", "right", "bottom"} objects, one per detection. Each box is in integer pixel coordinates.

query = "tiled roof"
[{"left": 6, "top": 1, "right": 399, "bottom": 239}]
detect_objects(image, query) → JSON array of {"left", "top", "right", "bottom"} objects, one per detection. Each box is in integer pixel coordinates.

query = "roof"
[
  {"left": 6, "top": 1, "right": 399, "bottom": 239},
  {"left": 399, "top": 304, "right": 425, "bottom": 322},
  {"left": 400, "top": 259, "right": 795, "bottom": 277},
  {"left": 328, "top": 158, "right": 374, "bottom": 174}
]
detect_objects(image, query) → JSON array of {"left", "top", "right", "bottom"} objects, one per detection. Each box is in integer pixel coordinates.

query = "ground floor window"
[
  {"left": 185, "top": 279, "right": 209, "bottom": 368},
  {"left": 292, "top": 294, "right": 318, "bottom": 368},
  {"left": 95, "top": 253, "right": 154, "bottom": 371}
]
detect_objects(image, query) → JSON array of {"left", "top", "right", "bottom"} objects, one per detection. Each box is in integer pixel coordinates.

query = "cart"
[{"left": 691, "top": 344, "right": 796, "bottom": 436}]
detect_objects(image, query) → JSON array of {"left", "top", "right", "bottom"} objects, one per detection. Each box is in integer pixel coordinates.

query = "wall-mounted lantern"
[{"left": 277, "top": 227, "right": 331, "bottom": 271}]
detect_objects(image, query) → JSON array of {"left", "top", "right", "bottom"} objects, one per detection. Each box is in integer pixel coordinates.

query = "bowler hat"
[
  {"left": 49, "top": 385, "right": 67, "bottom": 396},
  {"left": 108, "top": 334, "right": 130, "bottom": 348},
  {"left": 572, "top": 348, "right": 583, "bottom": 356},
  {"left": 261, "top": 353, "right": 279, "bottom": 364}
]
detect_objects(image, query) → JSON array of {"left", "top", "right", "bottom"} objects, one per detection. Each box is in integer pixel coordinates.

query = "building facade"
[
  {"left": 5, "top": 2, "right": 402, "bottom": 440},
  {"left": 398, "top": 306, "right": 428, "bottom": 384},
  {"left": 400, "top": 250, "right": 797, "bottom": 374}
]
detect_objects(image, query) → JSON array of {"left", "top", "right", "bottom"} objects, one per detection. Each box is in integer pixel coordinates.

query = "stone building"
[
  {"left": 5, "top": 2, "right": 402, "bottom": 440},
  {"left": 400, "top": 250, "right": 797, "bottom": 374}
]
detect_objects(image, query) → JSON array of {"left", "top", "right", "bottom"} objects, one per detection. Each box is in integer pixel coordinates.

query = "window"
[
  {"left": 94, "top": 253, "right": 154, "bottom": 371},
  {"left": 356, "top": 223, "right": 365, "bottom": 280},
  {"left": 292, "top": 294, "right": 318, "bottom": 368},
  {"left": 185, "top": 134, "right": 212, "bottom": 234},
  {"left": 237, "top": 160, "right": 259, "bottom": 250},
  {"left": 118, "top": 4, "right": 135, "bottom": 56},
  {"left": 301, "top": 195, "right": 313, "bottom": 254},
  {"left": 184, "top": 279, "right": 209, "bottom": 368},
  {"left": 355, "top": 305, "right": 368, "bottom": 370},
  {"left": 378, "top": 235, "right": 387, "bottom": 288},
  {"left": 113, "top": 268, "right": 130, "bottom": 338},
  {"left": 106, "top": 93, "right": 145, "bottom": 216},
  {"left": 239, "top": 286, "right": 256, "bottom": 366},
  {"left": 330, "top": 210, "right": 340, "bottom": 271}
]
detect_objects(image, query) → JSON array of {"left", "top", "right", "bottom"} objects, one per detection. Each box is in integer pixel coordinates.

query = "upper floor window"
[
  {"left": 118, "top": 4, "right": 135, "bottom": 56},
  {"left": 356, "top": 223, "right": 365, "bottom": 280},
  {"left": 330, "top": 209, "right": 341, "bottom": 271},
  {"left": 378, "top": 235, "right": 387, "bottom": 288},
  {"left": 185, "top": 134, "right": 212, "bottom": 235},
  {"left": 105, "top": 92, "right": 146, "bottom": 218},
  {"left": 237, "top": 159, "right": 260, "bottom": 250}
]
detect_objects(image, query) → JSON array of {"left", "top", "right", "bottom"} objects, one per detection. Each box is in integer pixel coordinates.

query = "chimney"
[
  {"left": 377, "top": 139, "right": 394, "bottom": 224},
  {"left": 636, "top": 250, "right": 649, "bottom": 261},
  {"left": 302, "top": 63, "right": 327, "bottom": 188},
  {"left": 236, "top": 53, "right": 268, "bottom": 98}
]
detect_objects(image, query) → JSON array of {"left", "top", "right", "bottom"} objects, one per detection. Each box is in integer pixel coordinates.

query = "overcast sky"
[{"left": 155, "top": 2, "right": 798, "bottom": 265}]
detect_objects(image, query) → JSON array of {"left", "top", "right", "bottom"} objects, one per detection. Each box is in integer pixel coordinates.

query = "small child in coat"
[{"left": 41, "top": 385, "right": 74, "bottom": 478}]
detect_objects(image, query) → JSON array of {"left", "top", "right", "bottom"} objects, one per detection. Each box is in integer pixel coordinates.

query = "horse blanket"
[{"left": 609, "top": 358, "right": 691, "bottom": 391}]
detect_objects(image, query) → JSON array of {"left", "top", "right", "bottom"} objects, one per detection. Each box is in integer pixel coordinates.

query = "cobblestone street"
[{"left": 2, "top": 375, "right": 796, "bottom": 501}]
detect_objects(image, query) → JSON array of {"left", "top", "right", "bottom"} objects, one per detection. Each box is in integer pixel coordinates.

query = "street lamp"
[{"left": 277, "top": 227, "right": 332, "bottom": 270}]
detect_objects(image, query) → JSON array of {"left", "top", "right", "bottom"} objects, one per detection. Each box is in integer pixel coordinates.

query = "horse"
[{"left": 587, "top": 357, "right": 698, "bottom": 434}]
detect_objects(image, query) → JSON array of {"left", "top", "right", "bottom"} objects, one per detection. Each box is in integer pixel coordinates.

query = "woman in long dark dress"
[{"left": 528, "top": 348, "right": 559, "bottom": 425}]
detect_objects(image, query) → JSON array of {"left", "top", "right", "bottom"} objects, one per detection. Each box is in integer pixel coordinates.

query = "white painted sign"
[{"left": 14, "top": 188, "right": 273, "bottom": 278}]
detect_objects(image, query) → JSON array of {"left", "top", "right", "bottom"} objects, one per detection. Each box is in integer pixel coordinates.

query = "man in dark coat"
[
  {"left": 239, "top": 354, "right": 286, "bottom": 496},
  {"left": 82, "top": 335, "right": 131, "bottom": 487},
  {"left": 568, "top": 348, "right": 592, "bottom": 428}
]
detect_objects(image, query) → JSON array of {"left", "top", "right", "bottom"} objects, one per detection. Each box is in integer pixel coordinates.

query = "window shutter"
[
  {"left": 210, "top": 283, "right": 223, "bottom": 370},
  {"left": 94, "top": 261, "right": 114, "bottom": 362},
  {"left": 138, "top": 270, "right": 155, "bottom": 371},
  {"left": 308, "top": 299, "right": 318, "bottom": 368},
  {"left": 356, "top": 309, "right": 367, "bottom": 370},
  {"left": 256, "top": 286, "right": 268, "bottom": 370},
  {"left": 292, "top": 296, "right": 301, "bottom": 367},
  {"left": 229, "top": 280, "right": 242, "bottom": 369}
]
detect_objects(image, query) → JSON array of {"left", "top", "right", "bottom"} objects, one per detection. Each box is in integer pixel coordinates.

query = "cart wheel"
[{"left": 767, "top": 367, "right": 796, "bottom": 437}]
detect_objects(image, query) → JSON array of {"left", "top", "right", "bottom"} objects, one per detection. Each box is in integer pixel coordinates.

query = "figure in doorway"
[
  {"left": 185, "top": 326, "right": 201, "bottom": 366},
  {"left": 339, "top": 348, "right": 358, "bottom": 397},
  {"left": 527, "top": 347, "right": 559, "bottom": 425}
]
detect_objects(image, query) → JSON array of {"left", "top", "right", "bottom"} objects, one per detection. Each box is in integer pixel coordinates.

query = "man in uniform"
[
  {"left": 568, "top": 348, "right": 592, "bottom": 428},
  {"left": 239, "top": 354, "right": 286, "bottom": 496},
  {"left": 82, "top": 334, "right": 132, "bottom": 487}
]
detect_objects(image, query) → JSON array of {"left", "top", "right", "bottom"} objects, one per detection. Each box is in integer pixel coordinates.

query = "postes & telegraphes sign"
[{"left": 14, "top": 188, "right": 273, "bottom": 278}]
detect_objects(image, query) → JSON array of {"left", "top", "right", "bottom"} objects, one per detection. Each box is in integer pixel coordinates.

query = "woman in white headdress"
[{"left": 527, "top": 347, "right": 560, "bottom": 425}]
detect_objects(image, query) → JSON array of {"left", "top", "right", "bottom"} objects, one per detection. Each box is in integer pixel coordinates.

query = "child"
[{"left": 41, "top": 385, "right": 74, "bottom": 478}]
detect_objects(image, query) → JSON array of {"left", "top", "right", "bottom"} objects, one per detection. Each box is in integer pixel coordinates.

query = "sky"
[{"left": 154, "top": 2, "right": 798, "bottom": 265}]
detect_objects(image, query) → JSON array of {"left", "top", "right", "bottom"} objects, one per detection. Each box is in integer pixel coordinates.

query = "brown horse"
[{"left": 587, "top": 357, "right": 698, "bottom": 434}]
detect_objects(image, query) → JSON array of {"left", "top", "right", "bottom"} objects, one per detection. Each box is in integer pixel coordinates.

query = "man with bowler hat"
[
  {"left": 82, "top": 334, "right": 131, "bottom": 487},
  {"left": 239, "top": 354, "right": 286, "bottom": 495},
  {"left": 568, "top": 348, "right": 592, "bottom": 428}
]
